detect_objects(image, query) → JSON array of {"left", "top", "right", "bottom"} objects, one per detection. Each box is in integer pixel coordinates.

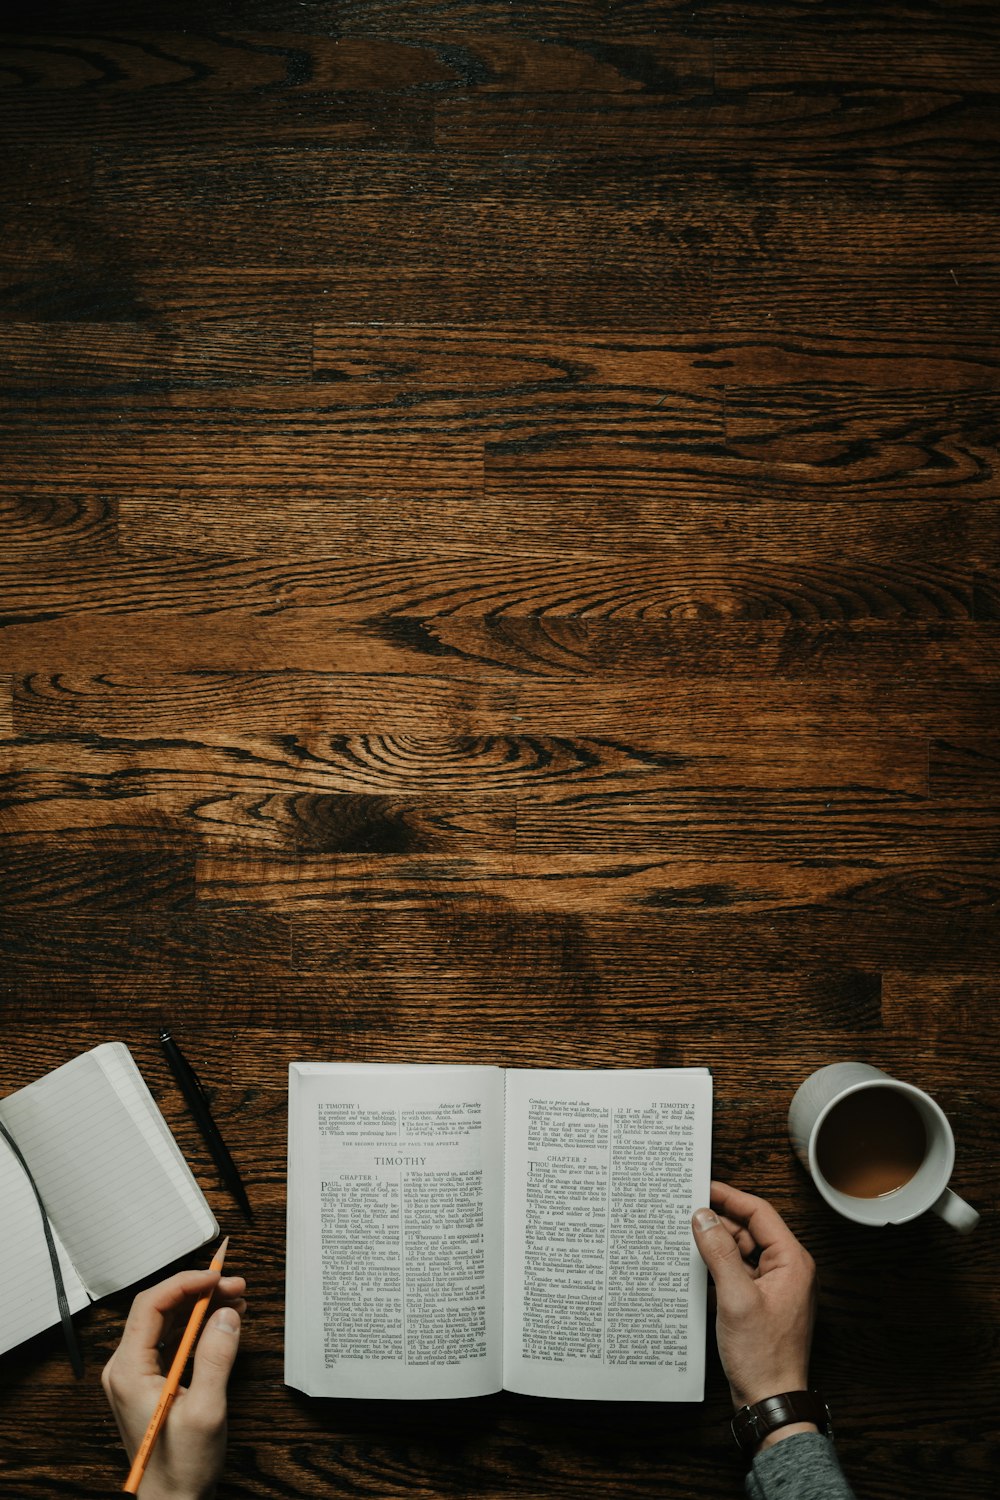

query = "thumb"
[
  {"left": 188, "top": 1305, "right": 241, "bottom": 1407},
  {"left": 691, "top": 1208, "right": 751, "bottom": 1300}
]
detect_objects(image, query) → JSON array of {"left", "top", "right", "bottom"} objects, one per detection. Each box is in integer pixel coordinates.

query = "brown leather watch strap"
[{"left": 731, "top": 1390, "right": 832, "bottom": 1456}]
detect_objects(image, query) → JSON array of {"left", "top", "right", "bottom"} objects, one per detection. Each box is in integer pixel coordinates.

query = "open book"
[
  {"left": 0, "top": 1044, "right": 219, "bottom": 1360},
  {"left": 286, "top": 1064, "right": 711, "bottom": 1401}
]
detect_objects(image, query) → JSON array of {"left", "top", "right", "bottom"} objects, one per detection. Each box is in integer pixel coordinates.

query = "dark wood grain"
[{"left": 1, "top": 1, "right": 998, "bottom": 1497}]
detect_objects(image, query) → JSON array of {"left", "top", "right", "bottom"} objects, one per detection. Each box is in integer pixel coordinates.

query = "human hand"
[
  {"left": 691, "top": 1181, "right": 817, "bottom": 1427},
  {"left": 102, "top": 1267, "right": 246, "bottom": 1500}
]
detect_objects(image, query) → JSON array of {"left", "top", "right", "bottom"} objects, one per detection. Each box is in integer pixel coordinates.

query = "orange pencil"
[{"left": 123, "top": 1238, "right": 230, "bottom": 1495}]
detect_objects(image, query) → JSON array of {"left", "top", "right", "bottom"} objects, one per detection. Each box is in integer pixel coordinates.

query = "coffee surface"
[{"left": 816, "top": 1087, "right": 927, "bottom": 1198}]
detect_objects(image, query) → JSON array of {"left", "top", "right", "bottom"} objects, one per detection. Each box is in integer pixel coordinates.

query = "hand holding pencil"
[{"left": 102, "top": 1247, "right": 246, "bottom": 1500}]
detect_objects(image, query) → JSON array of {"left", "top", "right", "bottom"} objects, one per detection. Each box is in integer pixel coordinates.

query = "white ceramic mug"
[{"left": 788, "top": 1063, "right": 979, "bottom": 1233}]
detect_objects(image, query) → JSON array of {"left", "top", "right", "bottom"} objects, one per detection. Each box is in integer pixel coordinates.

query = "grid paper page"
[
  {"left": 0, "top": 1044, "right": 217, "bottom": 1298},
  {"left": 0, "top": 1135, "right": 90, "bottom": 1356}
]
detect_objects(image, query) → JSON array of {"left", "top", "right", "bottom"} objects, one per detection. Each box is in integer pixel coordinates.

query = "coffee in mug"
[
  {"left": 788, "top": 1063, "right": 979, "bottom": 1232},
  {"left": 815, "top": 1086, "right": 926, "bottom": 1199}
]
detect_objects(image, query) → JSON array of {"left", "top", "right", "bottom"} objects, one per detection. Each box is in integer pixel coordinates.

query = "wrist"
[
  {"left": 730, "top": 1369, "right": 810, "bottom": 1412},
  {"left": 755, "top": 1420, "right": 820, "bottom": 1454},
  {"left": 730, "top": 1390, "right": 831, "bottom": 1459}
]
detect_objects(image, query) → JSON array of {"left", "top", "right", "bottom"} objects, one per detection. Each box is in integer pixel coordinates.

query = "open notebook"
[{"left": 0, "top": 1043, "right": 218, "bottom": 1360}]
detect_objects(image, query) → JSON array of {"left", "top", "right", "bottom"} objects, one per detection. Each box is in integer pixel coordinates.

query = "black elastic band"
[{"left": 0, "top": 1116, "right": 84, "bottom": 1377}]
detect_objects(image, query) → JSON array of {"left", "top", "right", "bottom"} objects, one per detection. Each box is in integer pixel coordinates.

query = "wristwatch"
[{"left": 731, "top": 1390, "right": 833, "bottom": 1456}]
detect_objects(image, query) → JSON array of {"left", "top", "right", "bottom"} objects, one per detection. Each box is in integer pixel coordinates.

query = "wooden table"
[{"left": 1, "top": 2, "right": 997, "bottom": 1495}]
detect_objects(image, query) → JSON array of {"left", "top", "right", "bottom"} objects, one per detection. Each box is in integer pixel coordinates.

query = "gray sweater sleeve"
[{"left": 744, "top": 1432, "right": 856, "bottom": 1500}]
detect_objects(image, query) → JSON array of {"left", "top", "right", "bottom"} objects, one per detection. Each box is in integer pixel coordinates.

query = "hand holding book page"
[{"left": 285, "top": 1064, "right": 712, "bottom": 1401}]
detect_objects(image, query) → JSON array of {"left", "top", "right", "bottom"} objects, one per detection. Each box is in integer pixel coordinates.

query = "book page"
[
  {"left": 285, "top": 1064, "right": 504, "bottom": 1399},
  {"left": 502, "top": 1069, "right": 712, "bottom": 1402},
  {"left": 0, "top": 1136, "right": 90, "bottom": 1358},
  {"left": 0, "top": 1044, "right": 218, "bottom": 1300}
]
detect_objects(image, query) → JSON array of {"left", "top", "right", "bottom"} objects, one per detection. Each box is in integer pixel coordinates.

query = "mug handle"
[{"left": 931, "top": 1187, "right": 980, "bottom": 1234}]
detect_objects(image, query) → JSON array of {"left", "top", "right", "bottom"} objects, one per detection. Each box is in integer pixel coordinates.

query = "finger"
[
  {"left": 734, "top": 1228, "right": 761, "bottom": 1262},
  {"left": 216, "top": 1276, "right": 247, "bottom": 1300},
  {"left": 709, "top": 1182, "right": 803, "bottom": 1260},
  {"left": 691, "top": 1208, "right": 755, "bottom": 1303},
  {"left": 113, "top": 1269, "right": 221, "bottom": 1381},
  {"left": 714, "top": 1212, "right": 757, "bottom": 1256},
  {"left": 186, "top": 1304, "right": 241, "bottom": 1414},
  {"left": 158, "top": 1279, "right": 247, "bottom": 1362}
]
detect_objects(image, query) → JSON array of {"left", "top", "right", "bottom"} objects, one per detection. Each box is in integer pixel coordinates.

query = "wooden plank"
[
  {"left": 311, "top": 328, "right": 1000, "bottom": 397},
  {"left": 0, "top": 321, "right": 312, "bottom": 389},
  {"left": 67, "top": 155, "right": 1000, "bottom": 273},
  {"left": 715, "top": 20, "right": 1000, "bottom": 92},
  {"left": 507, "top": 677, "right": 1000, "bottom": 739},
  {"left": 3, "top": 610, "right": 997, "bottom": 679},
  {"left": 0, "top": 731, "right": 930, "bottom": 849},
  {"left": 0, "top": 782, "right": 517, "bottom": 855},
  {"left": 5, "top": 334, "right": 997, "bottom": 471},
  {"left": 714, "top": 259, "right": 1000, "bottom": 338},
  {"left": 288, "top": 901, "right": 1000, "bottom": 977},
  {"left": 113, "top": 488, "right": 998, "bottom": 563},
  {"left": 83, "top": 152, "right": 719, "bottom": 262},
  {"left": 10, "top": 670, "right": 518, "bottom": 736},
  {"left": 0, "top": 31, "right": 453, "bottom": 94},
  {"left": 0, "top": 86, "right": 433, "bottom": 151},
  {"left": 0, "top": 728, "right": 930, "bottom": 798},
  {"left": 96, "top": 262, "right": 713, "bottom": 327},
  {"left": 0, "top": 28, "right": 712, "bottom": 107},
  {"left": 0, "top": 553, "right": 974, "bottom": 625},
  {"left": 2, "top": 380, "right": 722, "bottom": 450},
  {"left": 0, "top": 846, "right": 195, "bottom": 909},
  {"left": 486, "top": 449, "right": 1000, "bottom": 537},
  {"left": 0, "top": 969, "right": 885, "bottom": 1073},
  {"left": 0, "top": 433, "right": 481, "bottom": 496},
  {"left": 0, "top": 912, "right": 292, "bottom": 974},
  {"left": 0, "top": 611, "right": 517, "bottom": 674},
  {"left": 195, "top": 852, "right": 1000, "bottom": 909},
  {"left": 513, "top": 795, "right": 1000, "bottom": 861},
  {"left": 12, "top": 671, "right": 999, "bottom": 740},
  {"left": 434, "top": 89, "right": 999, "bottom": 163},
  {"left": 574, "top": 619, "right": 1000, "bottom": 681}
]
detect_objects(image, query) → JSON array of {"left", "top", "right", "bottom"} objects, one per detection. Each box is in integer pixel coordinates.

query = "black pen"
[{"left": 159, "top": 1027, "right": 254, "bottom": 1222}]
